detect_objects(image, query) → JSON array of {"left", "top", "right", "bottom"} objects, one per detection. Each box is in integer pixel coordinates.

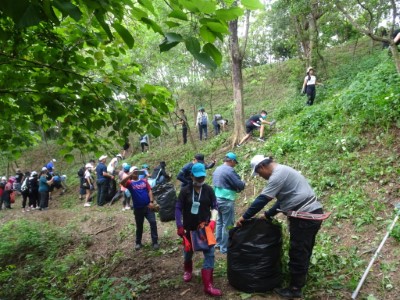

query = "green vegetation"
[{"left": 1, "top": 38, "right": 399, "bottom": 299}]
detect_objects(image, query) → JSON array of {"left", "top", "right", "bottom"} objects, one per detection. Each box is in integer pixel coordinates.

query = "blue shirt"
[
  {"left": 126, "top": 179, "right": 151, "bottom": 209},
  {"left": 95, "top": 162, "right": 108, "bottom": 183}
]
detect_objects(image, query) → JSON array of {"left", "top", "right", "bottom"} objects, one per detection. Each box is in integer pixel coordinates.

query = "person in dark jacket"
[
  {"left": 212, "top": 152, "right": 245, "bottom": 254},
  {"left": 28, "top": 171, "right": 39, "bottom": 209},
  {"left": 175, "top": 163, "right": 221, "bottom": 296},
  {"left": 151, "top": 161, "right": 170, "bottom": 185},
  {"left": 236, "top": 155, "right": 325, "bottom": 299},
  {"left": 177, "top": 154, "right": 216, "bottom": 188},
  {"left": 236, "top": 110, "right": 276, "bottom": 146}
]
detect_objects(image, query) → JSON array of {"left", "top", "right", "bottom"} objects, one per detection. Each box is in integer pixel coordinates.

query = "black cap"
[{"left": 195, "top": 153, "right": 204, "bottom": 162}]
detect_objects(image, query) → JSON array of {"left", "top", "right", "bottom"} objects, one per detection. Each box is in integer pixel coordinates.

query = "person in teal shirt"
[
  {"left": 38, "top": 167, "right": 53, "bottom": 210},
  {"left": 212, "top": 152, "right": 245, "bottom": 254}
]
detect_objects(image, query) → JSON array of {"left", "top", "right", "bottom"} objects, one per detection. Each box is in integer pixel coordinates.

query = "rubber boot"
[
  {"left": 274, "top": 287, "right": 302, "bottom": 299},
  {"left": 201, "top": 268, "right": 222, "bottom": 297},
  {"left": 183, "top": 261, "right": 193, "bottom": 282}
]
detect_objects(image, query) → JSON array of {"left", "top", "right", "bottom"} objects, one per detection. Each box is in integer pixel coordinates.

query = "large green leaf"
[
  {"left": 43, "top": 0, "right": 60, "bottom": 25},
  {"left": 185, "top": 37, "right": 201, "bottom": 56},
  {"left": 195, "top": 0, "right": 216, "bottom": 14},
  {"left": 138, "top": 0, "right": 156, "bottom": 16},
  {"left": 112, "top": 23, "right": 135, "bottom": 48},
  {"left": 205, "top": 22, "right": 230, "bottom": 34},
  {"left": 165, "top": 21, "right": 181, "bottom": 28},
  {"left": 94, "top": 10, "right": 113, "bottom": 41},
  {"left": 203, "top": 43, "right": 222, "bottom": 66},
  {"left": 241, "top": 0, "right": 264, "bottom": 10},
  {"left": 168, "top": 9, "right": 188, "bottom": 21},
  {"left": 131, "top": 7, "right": 148, "bottom": 20},
  {"left": 200, "top": 26, "right": 216, "bottom": 43},
  {"left": 179, "top": 0, "right": 199, "bottom": 13},
  {"left": 215, "top": 7, "right": 244, "bottom": 21},
  {"left": 141, "top": 17, "right": 164, "bottom": 35},
  {"left": 1, "top": 0, "right": 43, "bottom": 28},
  {"left": 194, "top": 52, "right": 217, "bottom": 69},
  {"left": 53, "top": 0, "right": 82, "bottom": 21}
]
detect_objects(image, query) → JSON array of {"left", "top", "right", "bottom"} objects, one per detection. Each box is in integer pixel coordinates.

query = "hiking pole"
[{"left": 351, "top": 203, "right": 400, "bottom": 300}]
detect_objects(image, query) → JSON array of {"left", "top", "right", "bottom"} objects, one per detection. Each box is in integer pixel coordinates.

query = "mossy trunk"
[{"left": 229, "top": 19, "right": 245, "bottom": 146}]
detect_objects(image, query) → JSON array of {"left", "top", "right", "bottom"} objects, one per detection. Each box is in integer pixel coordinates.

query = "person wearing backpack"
[
  {"left": 21, "top": 171, "right": 31, "bottom": 212},
  {"left": 28, "top": 171, "right": 39, "bottom": 209},
  {"left": 196, "top": 107, "right": 209, "bottom": 141}
]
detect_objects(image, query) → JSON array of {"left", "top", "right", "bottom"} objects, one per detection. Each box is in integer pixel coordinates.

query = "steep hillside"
[{"left": 1, "top": 40, "right": 399, "bottom": 300}]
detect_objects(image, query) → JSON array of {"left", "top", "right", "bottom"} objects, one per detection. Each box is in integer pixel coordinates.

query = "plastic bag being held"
[{"left": 228, "top": 218, "right": 283, "bottom": 293}]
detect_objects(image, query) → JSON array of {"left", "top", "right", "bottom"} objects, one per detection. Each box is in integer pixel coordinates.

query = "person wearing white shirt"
[
  {"left": 302, "top": 67, "right": 323, "bottom": 106},
  {"left": 196, "top": 107, "right": 209, "bottom": 140}
]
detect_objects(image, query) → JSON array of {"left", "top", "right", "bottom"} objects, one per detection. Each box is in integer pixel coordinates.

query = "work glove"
[
  {"left": 177, "top": 226, "right": 185, "bottom": 237},
  {"left": 209, "top": 220, "right": 216, "bottom": 232}
]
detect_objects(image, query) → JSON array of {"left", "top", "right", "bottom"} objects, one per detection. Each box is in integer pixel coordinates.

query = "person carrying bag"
[{"left": 175, "top": 163, "right": 221, "bottom": 297}]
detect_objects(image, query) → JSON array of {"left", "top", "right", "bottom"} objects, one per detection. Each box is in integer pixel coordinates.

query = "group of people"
[
  {"left": 174, "top": 108, "right": 229, "bottom": 144},
  {"left": 78, "top": 155, "right": 170, "bottom": 210},
  {"left": 172, "top": 152, "right": 326, "bottom": 298},
  {"left": 0, "top": 159, "right": 67, "bottom": 211}
]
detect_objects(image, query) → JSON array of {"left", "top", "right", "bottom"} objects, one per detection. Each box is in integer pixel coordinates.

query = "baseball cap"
[
  {"left": 31, "top": 171, "right": 38, "bottom": 176},
  {"left": 85, "top": 163, "right": 93, "bottom": 169},
  {"left": 307, "top": 66, "right": 314, "bottom": 72},
  {"left": 99, "top": 155, "right": 107, "bottom": 161},
  {"left": 52, "top": 158, "right": 57, "bottom": 162},
  {"left": 124, "top": 164, "right": 131, "bottom": 172},
  {"left": 194, "top": 153, "right": 204, "bottom": 163},
  {"left": 9, "top": 176, "right": 16, "bottom": 182},
  {"left": 225, "top": 152, "right": 238, "bottom": 163},
  {"left": 1, "top": 176, "right": 6, "bottom": 181},
  {"left": 250, "top": 155, "right": 271, "bottom": 176},
  {"left": 142, "top": 164, "right": 149, "bottom": 169},
  {"left": 192, "top": 163, "right": 206, "bottom": 178},
  {"left": 41, "top": 167, "right": 48, "bottom": 171},
  {"left": 129, "top": 166, "right": 139, "bottom": 173},
  {"left": 116, "top": 154, "right": 123, "bottom": 159}
]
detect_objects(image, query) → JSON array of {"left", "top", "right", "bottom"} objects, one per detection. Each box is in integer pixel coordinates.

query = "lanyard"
[{"left": 192, "top": 186, "right": 202, "bottom": 203}]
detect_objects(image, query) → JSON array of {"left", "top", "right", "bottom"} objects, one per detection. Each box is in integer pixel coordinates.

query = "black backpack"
[{"left": 77, "top": 167, "right": 85, "bottom": 177}]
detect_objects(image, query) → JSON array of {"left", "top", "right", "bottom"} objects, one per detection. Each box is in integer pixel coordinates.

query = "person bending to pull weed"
[
  {"left": 236, "top": 155, "right": 327, "bottom": 299},
  {"left": 175, "top": 163, "right": 222, "bottom": 297},
  {"left": 121, "top": 166, "right": 159, "bottom": 251},
  {"left": 237, "top": 110, "right": 276, "bottom": 147}
]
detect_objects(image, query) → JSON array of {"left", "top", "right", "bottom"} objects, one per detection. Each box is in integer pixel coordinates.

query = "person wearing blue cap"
[
  {"left": 212, "top": 152, "right": 245, "bottom": 254},
  {"left": 175, "top": 163, "right": 222, "bottom": 297}
]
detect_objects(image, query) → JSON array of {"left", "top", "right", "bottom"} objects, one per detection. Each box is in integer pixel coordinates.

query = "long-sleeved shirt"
[
  {"left": 212, "top": 164, "right": 245, "bottom": 201},
  {"left": 177, "top": 161, "right": 216, "bottom": 187}
]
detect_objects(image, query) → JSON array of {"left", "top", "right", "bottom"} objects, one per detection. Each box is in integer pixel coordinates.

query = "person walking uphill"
[
  {"left": 121, "top": 166, "right": 159, "bottom": 251},
  {"left": 196, "top": 107, "right": 209, "bottom": 140},
  {"left": 302, "top": 67, "right": 323, "bottom": 106},
  {"left": 237, "top": 110, "right": 276, "bottom": 147},
  {"left": 212, "top": 152, "right": 245, "bottom": 254},
  {"left": 236, "top": 155, "right": 327, "bottom": 299},
  {"left": 175, "top": 163, "right": 222, "bottom": 297}
]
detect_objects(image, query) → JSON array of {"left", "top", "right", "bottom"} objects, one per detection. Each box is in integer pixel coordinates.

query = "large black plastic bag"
[
  {"left": 228, "top": 218, "right": 282, "bottom": 293},
  {"left": 152, "top": 183, "right": 177, "bottom": 222}
]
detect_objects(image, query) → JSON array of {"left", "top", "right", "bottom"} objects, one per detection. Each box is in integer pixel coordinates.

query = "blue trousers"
[
  {"left": 184, "top": 245, "right": 215, "bottom": 269},
  {"left": 215, "top": 198, "right": 235, "bottom": 254}
]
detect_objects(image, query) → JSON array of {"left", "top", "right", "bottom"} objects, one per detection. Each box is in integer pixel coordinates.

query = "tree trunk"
[
  {"left": 229, "top": 19, "right": 245, "bottom": 146},
  {"left": 390, "top": 45, "right": 400, "bottom": 73}
]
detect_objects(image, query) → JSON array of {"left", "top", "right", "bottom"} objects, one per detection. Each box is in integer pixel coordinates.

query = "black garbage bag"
[
  {"left": 227, "top": 218, "right": 282, "bottom": 293},
  {"left": 152, "top": 183, "right": 177, "bottom": 222}
]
